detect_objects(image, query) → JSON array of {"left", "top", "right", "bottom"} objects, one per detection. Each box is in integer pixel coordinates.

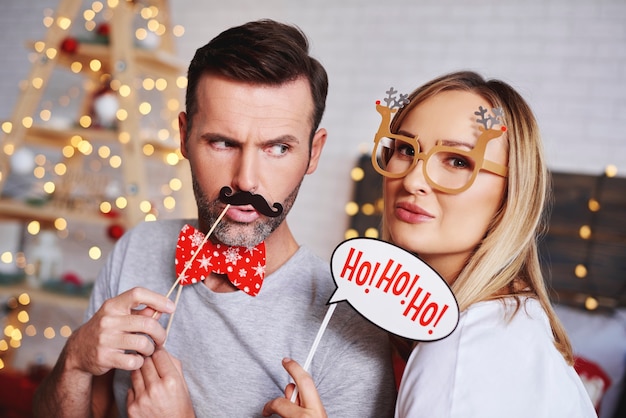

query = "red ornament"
[
  {"left": 107, "top": 224, "right": 125, "bottom": 240},
  {"left": 96, "top": 22, "right": 110, "bottom": 37},
  {"left": 60, "top": 37, "right": 79, "bottom": 54},
  {"left": 61, "top": 271, "right": 83, "bottom": 286}
]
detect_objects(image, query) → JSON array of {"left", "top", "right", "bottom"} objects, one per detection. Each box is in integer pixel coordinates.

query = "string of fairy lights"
[
  {"left": 0, "top": 0, "right": 189, "bottom": 370},
  {"left": 0, "top": 291, "right": 75, "bottom": 371},
  {"left": 574, "top": 165, "right": 619, "bottom": 311},
  {"left": 343, "top": 144, "right": 384, "bottom": 241}
]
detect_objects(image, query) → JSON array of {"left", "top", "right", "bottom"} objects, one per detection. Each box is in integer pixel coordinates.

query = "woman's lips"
[{"left": 395, "top": 201, "right": 435, "bottom": 223}]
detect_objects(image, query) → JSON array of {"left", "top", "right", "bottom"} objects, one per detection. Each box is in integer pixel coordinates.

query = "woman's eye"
[
  {"left": 447, "top": 154, "right": 472, "bottom": 169},
  {"left": 432, "top": 151, "right": 474, "bottom": 170},
  {"left": 396, "top": 142, "right": 415, "bottom": 157}
]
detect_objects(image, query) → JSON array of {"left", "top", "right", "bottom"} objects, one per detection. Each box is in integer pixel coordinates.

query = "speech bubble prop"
[
  {"left": 329, "top": 237, "right": 459, "bottom": 341},
  {"left": 289, "top": 238, "right": 460, "bottom": 403}
]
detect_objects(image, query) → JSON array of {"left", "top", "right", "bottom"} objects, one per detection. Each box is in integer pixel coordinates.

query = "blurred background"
[{"left": 0, "top": 1, "right": 624, "bottom": 417}]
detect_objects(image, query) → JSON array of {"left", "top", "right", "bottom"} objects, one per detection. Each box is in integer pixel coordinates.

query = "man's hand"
[
  {"left": 33, "top": 287, "right": 175, "bottom": 418},
  {"left": 66, "top": 287, "right": 176, "bottom": 376},
  {"left": 127, "top": 348, "right": 195, "bottom": 418}
]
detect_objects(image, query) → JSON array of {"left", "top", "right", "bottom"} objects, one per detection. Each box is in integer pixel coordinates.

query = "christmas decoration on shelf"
[
  {"left": 90, "top": 83, "right": 119, "bottom": 129},
  {"left": 106, "top": 223, "right": 125, "bottom": 240},
  {"left": 0, "top": 0, "right": 191, "bottom": 301},
  {"left": 25, "top": 231, "right": 62, "bottom": 288},
  {"left": 9, "top": 147, "right": 36, "bottom": 176},
  {"left": 60, "top": 36, "right": 79, "bottom": 54},
  {"left": 137, "top": 29, "right": 160, "bottom": 50},
  {"left": 95, "top": 21, "right": 110, "bottom": 43},
  {"left": 42, "top": 271, "right": 93, "bottom": 297},
  {"left": 49, "top": 164, "right": 109, "bottom": 213}
]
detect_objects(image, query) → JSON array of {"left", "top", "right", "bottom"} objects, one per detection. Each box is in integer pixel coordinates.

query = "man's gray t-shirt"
[{"left": 86, "top": 219, "right": 396, "bottom": 417}]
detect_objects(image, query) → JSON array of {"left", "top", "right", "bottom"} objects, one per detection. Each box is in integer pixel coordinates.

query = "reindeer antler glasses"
[{"left": 371, "top": 89, "right": 509, "bottom": 194}]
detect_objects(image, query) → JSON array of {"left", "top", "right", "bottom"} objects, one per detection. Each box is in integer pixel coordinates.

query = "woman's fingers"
[{"left": 261, "top": 358, "right": 327, "bottom": 417}]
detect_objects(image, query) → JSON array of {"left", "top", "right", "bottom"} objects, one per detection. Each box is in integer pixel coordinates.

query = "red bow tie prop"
[{"left": 175, "top": 224, "right": 266, "bottom": 296}]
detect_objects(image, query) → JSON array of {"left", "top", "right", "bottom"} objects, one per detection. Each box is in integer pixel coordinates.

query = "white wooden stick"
[
  {"left": 167, "top": 204, "right": 231, "bottom": 298},
  {"left": 153, "top": 204, "right": 231, "bottom": 319},
  {"left": 290, "top": 303, "right": 337, "bottom": 403},
  {"left": 164, "top": 281, "right": 183, "bottom": 343}
]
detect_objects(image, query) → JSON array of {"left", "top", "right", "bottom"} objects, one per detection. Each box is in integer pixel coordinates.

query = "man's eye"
[
  {"left": 267, "top": 144, "right": 289, "bottom": 156},
  {"left": 211, "top": 140, "right": 233, "bottom": 150}
]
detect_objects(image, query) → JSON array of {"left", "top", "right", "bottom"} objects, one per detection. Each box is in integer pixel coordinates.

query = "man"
[{"left": 33, "top": 19, "right": 396, "bottom": 417}]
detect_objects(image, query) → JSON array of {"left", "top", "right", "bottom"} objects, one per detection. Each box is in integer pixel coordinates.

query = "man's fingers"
[
  {"left": 66, "top": 288, "right": 173, "bottom": 377},
  {"left": 113, "top": 315, "right": 167, "bottom": 347},
  {"left": 151, "top": 348, "right": 180, "bottom": 378},
  {"left": 127, "top": 387, "right": 135, "bottom": 408},
  {"left": 130, "top": 368, "right": 145, "bottom": 393},
  {"left": 117, "top": 287, "right": 175, "bottom": 314},
  {"left": 140, "top": 355, "right": 159, "bottom": 386},
  {"left": 132, "top": 306, "right": 161, "bottom": 318}
]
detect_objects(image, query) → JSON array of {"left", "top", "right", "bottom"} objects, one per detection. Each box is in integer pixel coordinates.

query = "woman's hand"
[{"left": 262, "top": 358, "right": 327, "bottom": 418}]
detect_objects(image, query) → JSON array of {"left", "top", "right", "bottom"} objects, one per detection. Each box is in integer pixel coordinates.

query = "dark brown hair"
[{"left": 185, "top": 19, "right": 328, "bottom": 141}]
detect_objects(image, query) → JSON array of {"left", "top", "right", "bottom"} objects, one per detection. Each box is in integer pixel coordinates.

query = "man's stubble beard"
[{"left": 191, "top": 175, "right": 301, "bottom": 247}]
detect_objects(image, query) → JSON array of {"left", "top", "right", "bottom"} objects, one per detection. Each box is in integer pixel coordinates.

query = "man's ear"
[
  {"left": 179, "top": 111, "right": 189, "bottom": 158},
  {"left": 306, "top": 128, "right": 327, "bottom": 175}
]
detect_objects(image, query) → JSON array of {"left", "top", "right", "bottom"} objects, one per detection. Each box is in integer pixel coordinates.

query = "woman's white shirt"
[{"left": 395, "top": 298, "right": 597, "bottom": 418}]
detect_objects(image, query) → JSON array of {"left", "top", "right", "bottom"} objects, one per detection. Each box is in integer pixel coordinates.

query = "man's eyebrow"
[
  {"left": 199, "top": 132, "right": 301, "bottom": 145},
  {"left": 199, "top": 132, "right": 235, "bottom": 142},
  {"left": 265, "top": 134, "right": 300, "bottom": 145}
]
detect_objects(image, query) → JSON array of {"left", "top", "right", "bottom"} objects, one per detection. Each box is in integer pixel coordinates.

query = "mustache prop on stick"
[{"left": 219, "top": 186, "right": 283, "bottom": 217}]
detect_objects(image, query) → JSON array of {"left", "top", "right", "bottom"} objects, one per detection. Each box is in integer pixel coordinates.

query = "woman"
[{"left": 263, "top": 71, "right": 597, "bottom": 417}]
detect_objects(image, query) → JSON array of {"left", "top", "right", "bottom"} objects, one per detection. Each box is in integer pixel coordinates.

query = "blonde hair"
[{"left": 384, "top": 71, "right": 573, "bottom": 364}]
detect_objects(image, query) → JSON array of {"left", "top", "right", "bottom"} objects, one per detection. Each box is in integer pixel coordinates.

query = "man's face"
[{"left": 179, "top": 74, "right": 325, "bottom": 247}]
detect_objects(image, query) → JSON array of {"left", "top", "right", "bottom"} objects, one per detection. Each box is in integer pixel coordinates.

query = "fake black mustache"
[{"left": 219, "top": 186, "right": 284, "bottom": 218}]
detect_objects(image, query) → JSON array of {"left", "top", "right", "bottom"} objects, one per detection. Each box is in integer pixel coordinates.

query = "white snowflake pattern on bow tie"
[{"left": 175, "top": 224, "right": 266, "bottom": 296}]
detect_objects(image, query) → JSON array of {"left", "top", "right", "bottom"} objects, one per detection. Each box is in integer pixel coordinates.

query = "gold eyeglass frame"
[{"left": 371, "top": 101, "right": 509, "bottom": 194}]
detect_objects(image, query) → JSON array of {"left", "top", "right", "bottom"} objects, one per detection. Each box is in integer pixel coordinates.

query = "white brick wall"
[{"left": 1, "top": 0, "right": 625, "bottom": 263}]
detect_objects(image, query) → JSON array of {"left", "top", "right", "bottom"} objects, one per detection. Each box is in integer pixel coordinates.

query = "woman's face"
[{"left": 383, "top": 90, "right": 508, "bottom": 282}]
